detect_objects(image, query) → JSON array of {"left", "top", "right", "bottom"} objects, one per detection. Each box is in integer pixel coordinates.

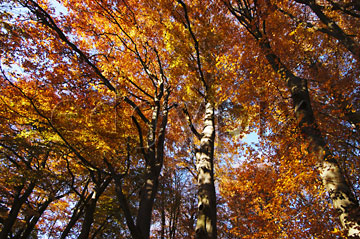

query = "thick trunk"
[
  {"left": 136, "top": 95, "right": 169, "bottom": 239},
  {"left": 319, "top": 157, "right": 360, "bottom": 237},
  {"left": 195, "top": 102, "right": 217, "bottom": 239},
  {"left": 112, "top": 95, "right": 168, "bottom": 239},
  {"left": 295, "top": 0, "right": 360, "bottom": 61},
  {"left": 260, "top": 39, "right": 360, "bottom": 238},
  {"left": 136, "top": 168, "right": 160, "bottom": 239},
  {"left": 112, "top": 100, "right": 168, "bottom": 239}
]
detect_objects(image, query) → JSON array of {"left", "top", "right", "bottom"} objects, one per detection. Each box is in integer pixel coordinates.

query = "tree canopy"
[{"left": 0, "top": 0, "right": 359, "bottom": 238}]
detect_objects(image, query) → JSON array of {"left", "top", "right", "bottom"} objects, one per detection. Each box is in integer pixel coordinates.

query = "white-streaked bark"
[{"left": 195, "top": 102, "right": 217, "bottom": 239}]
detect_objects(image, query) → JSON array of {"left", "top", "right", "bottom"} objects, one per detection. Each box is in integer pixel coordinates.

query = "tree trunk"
[
  {"left": 195, "top": 102, "right": 217, "bottom": 239},
  {"left": 78, "top": 192, "right": 98, "bottom": 239},
  {"left": 295, "top": 0, "right": 360, "bottom": 61},
  {"left": 19, "top": 198, "right": 52, "bottom": 239},
  {"left": 135, "top": 93, "right": 169, "bottom": 239},
  {"left": 60, "top": 197, "right": 87, "bottom": 239},
  {"left": 136, "top": 168, "right": 161, "bottom": 239},
  {"left": 0, "top": 182, "right": 36, "bottom": 239},
  {"left": 227, "top": 0, "right": 360, "bottom": 231},
  {"left": 260, "top": 39, "right": 360, "bottom": 238},
  {"left": 160, "top": 185, "right": 166, "bottom": 239},
  {"left": 78, "top": 176, "right": 111, "bottom": 239},
  {"left": 113, "top": 180, "right": 143, "bottom": 239}
]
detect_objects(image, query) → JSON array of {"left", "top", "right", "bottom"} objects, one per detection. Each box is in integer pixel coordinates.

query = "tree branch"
[
  {"left": 182, "top": 106, "right": 202, "bottom": 140},
  {"left": 176, "top": 0, "right": 208, "bottom": 95},
  {"left": 23, "top": 0, "right": 117, "bottom": 92}
]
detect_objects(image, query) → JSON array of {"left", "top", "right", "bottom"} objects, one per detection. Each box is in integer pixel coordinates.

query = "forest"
[{"left": 0, "top": 0, "right": 359, "bottom": 238}]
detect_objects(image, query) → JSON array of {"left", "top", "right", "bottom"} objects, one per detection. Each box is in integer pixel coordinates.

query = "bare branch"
[
  {"left": 176, "top": 0, "right": 208, "bottom": 95},
  {"left": 131, "top": 116, "right": 149, "bottom": 163},
  {"left": 23, "top": 0, "right": 117, "bottom": 92},
  {"left": 124, "top": 96, "right": 150, "bottom": 124},
  {"left": 182, "top": 106, "right": 202, "bottom": 140},
  {"left": 1, "top": 67, "right": 99, "bottom": 172}
]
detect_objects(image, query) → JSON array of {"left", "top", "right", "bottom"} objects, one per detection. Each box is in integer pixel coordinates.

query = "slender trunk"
[
  {"left": 20, "top": 199, "right": 52, "bottom": 239},
  {"left": 170, "top": 210, "right": 179, "bottom": 239},
  {"left": 160, "top": 186, "right": 166, "bottom": 239},
  {"left": 78, "top": 177, "right": 111, "bottom": 239},
  {"left": 0, "top": 182, "right": 36, "bottom": 239},
  {"left": 195, "top": 102, "right": 217, "bottom": 239},
  {"left": 78, "top": 192, "right": 97, "bottom": 239},
  {"left": 60, "top": 198, "right": 88, "bottom": 239},
  {"left": 170, "top": 191, "right": 181, "bottom": 239},
  {"left": 260, "top": 39, "right": 360, "bottom": 238},
  {"left": 113, "top": 180, "right": 143, "bottom": 239},
  {"left": 61, "top": 180, "right": 93, "bottom": 239},
  {"left": 91, "top": 214, "right": 111, "bottom": 239}
]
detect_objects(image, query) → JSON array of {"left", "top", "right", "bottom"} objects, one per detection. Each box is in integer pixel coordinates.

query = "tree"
[
  {"left": 223, "top": 0, "right": 360, "bottom": 237},
  {"left": 0, "top": 0, "right": 359, "bottom": 238}
]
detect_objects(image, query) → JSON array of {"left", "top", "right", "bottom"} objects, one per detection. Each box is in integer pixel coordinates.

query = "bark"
[
  {"left": 169, "top": 190, "right": 181, "bottom": 239},
  {"left": 259, "top": 39, "right": 360, "bottom": 238},
  {"left": 160, "top": 186, "right": 166, "bottom": 239},
  {"left": 78, "top": 193, "right": 98, "bottom": 239},
  {"left": 60, "top": 182, "right": 95, "bottom": 239},
  {"left": 109, "top": 90, "right": 169, "bottom": 239},
  {"left": 114, "top": 146, "right": 163, "bottom": 239},
  {"left": 19, "top": 198, "right": 52, "bottom": 239},
  {"left": 136, "top": 168, "right": 161, "bottom": 238},
  {"left": 60, "top": 197, "right": 88, "bottom": 239},
  {"left": 78, "top": 177, "right": 111, "bottom": 239},
  {"left": 225, "top": 2, "right": 360, "bottom": 236},
  {"left": 175, "top": 2, "right": 217, "bottom": 237},
  {"left": 0, "top": 182, "right": 36, "bottom": 239},
  {"left": 136, "top": 92, "right": 169, "bottom": 239},
  {"left": 135, "top": 99, "right": 162, "bottom": 239},
  {"left": 295, "top": 0, "right": 360, "bottom": 61},
  {"left": 195, "top": 102, "right": 217, "bottom": 239},
  {"left": 113, "top": 179, "right": 143, "bottom": 239}
]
